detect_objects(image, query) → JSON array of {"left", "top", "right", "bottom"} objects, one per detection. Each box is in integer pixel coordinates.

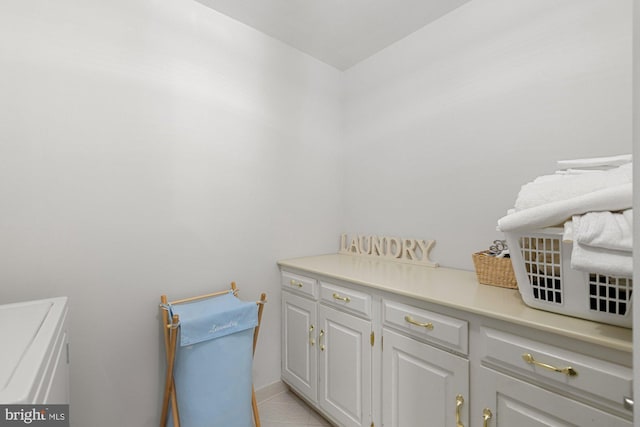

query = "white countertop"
[{"left": 278, "top": 254, "right": 632, "bottom": 353}]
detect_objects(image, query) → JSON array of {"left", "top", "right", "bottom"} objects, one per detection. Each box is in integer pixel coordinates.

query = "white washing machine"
[{"left": 0, "top": 297, "right": 69, "bottom": 404}]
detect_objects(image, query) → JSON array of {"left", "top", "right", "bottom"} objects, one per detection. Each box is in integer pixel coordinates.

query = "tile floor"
[{"left": 257, "top": 389, "right": 333, "bottom": 427}]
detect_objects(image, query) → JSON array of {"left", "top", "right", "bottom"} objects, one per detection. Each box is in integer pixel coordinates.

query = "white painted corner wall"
[
  {"left": 0, "top": 0, "right": 634, "bottom": 426},
  {"left": 343, "top": 0, "right": 632, "bottom": 270},
  {"left": 0, "top": 0, "right": 342, "bottom": 426}
]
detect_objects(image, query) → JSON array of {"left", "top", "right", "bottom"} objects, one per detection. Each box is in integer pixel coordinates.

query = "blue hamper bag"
[{"left": 168, "top": 291, "right": 258, "bottom": 427}]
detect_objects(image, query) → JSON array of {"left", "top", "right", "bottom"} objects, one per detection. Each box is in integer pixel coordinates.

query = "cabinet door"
[
  {"left": 282, "top": 291, "right": 317, "bottom": 402},
  {"left": 382, "top": 328, "right": 469, "bottom": 427},
  {"left": 318, "top": 305, "right": 372, "bottom": 427},
  {"left": 479, "top": 368, "right": 632, "bottom": 427}
]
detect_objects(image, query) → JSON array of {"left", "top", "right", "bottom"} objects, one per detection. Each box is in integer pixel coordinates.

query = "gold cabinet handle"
[
  {"left": 309, "top": 325, "right": 315, "bottom": 346},
  {"left": 482, "top": 408, "right": 492, "bottom": 427},
  {"left": 319, "top": 329, "right": 325, "bottom": 351},
  {"left": 404, "top": 315, "right": 434, "bottom": 330},
  {"left": 332, "top": 293, "right": 351, "bottom": 303},
  {"left": 456, "top": 394, "right": 464, "bottom": 427},
  {"left": 522, "top": 353, "right": 578, "bottom": 377},
  {"left": 289, "top": 279, "right": 303, "bottom": 288}
]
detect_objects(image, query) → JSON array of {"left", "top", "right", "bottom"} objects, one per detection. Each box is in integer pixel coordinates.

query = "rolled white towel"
[
  {"left": 557, "top": 154, "right": 631, "bottom": 170},
  {"left": 572, "top": 209, "right": 632, "bottom": 252}
]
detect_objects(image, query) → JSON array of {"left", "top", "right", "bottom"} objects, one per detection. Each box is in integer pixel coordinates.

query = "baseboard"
[{"left": 255, "top": 380, "right": 287, "bottom": 404}]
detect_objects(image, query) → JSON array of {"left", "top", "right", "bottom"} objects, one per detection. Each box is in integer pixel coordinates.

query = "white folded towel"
[
  {"left": 570, "top": 244, "right": 632, "bottom": 277},
  {"left": 568, "top": 209, "right": 633, "bottom": 277},
  {"left": 557, "top": 154, "right": 631, "bottom": 170},
  {"left": 514, "top": 163, "right": 632, "bottom": 211},
  {"left": 497, "top": 183, "right": 632, "bottom": 232},
  {"left": 572, "top": 209, "right": 632, "bottom": 252}
]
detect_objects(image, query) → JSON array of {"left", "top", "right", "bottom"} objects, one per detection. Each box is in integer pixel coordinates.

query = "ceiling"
[{"left": 194, "top": 0, "right": 472, "bottom": 70}]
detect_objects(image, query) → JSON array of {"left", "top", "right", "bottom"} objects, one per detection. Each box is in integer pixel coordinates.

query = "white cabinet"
[
  {"left": 279, "top": 255, "right": 633, "bottom": 427},
  {"left": 282, "top": 290, "right": 317, "bottom": 402},
  {"left": 281, "top": 272, "right": 373, "bottom": 427},
  {"left": 477, "top": 326, "right": 633, "bottom": 426},
  {"left": 479, "top": 368, "right": 631, "bottom": 427},
  {"left": 318, "top": 305, "right": 372, "bottom": 427},
  {"left": 382, "top": 328, "right": 468, "bottom": 427},
  {"left": 381, "top": 298, "right": 469, "bottom": 427}
]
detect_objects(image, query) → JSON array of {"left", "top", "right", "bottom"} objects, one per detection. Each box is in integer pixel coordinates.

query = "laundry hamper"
[
  {"left": 504, "top": 227, "right": 632, "bottom": 328},
  {"left": 160, "top": 287, "right": 265, "bottom": 427}
]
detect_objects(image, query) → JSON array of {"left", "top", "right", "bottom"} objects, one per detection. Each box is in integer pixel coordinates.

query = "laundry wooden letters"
[{"left": 339, "top": 233, "right": 438, "bottom": 267}]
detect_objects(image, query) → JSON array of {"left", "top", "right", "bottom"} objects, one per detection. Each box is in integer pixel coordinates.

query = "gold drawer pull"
[
  {"left": 289, "top": 279, "right": 303, "bottom": 288},
  {"left": 309, "top": 325, "right": 315, "bottom": 346},
  {"left": 522, "top": 353, "right": 578, "bottom": 377},
  {"left": 456, "top": 394, "right": 464, "bottom": 427},
  {"left": 319, "top": 329, "right": 325, "bottom": 351},
  {"left": 332, "top": 293, "right": 351, "bottom": 303},
  {"left": 482, "top": 408, "right": 492, "bottom": 427},
  {"left": 404, "top": 315, "right": 434, "bottom": 330}
]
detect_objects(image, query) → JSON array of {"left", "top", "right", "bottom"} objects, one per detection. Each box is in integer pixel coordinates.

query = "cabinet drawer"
[
  {"left": 480, "top": 327, "right": 632, "bottom": 411},
  {"left": 281, "top": 271, "right": 318, "bottom": 299},
  {"left": 319, "top": 282, "right": 371, "bottom": 318},
  {"left": 383, "top": 299, "right": 468, "bottom": 355}
]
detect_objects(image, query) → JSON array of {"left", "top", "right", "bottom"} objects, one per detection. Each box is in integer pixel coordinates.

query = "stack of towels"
[{"left": 497, "top": 154, "right": 633, "bottom": 277}]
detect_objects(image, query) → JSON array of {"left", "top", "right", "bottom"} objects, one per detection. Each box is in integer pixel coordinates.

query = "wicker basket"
[{"left": 472, "top": 251, "right": 518, "bottom": 289}]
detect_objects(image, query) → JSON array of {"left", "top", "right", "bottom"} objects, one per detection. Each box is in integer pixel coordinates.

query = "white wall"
[
  {"left": 343, "top": 0, "right": 633, "bottom": 270},
  {"left": 0, "top": 1, "right": 343, "bottom": 426}
]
